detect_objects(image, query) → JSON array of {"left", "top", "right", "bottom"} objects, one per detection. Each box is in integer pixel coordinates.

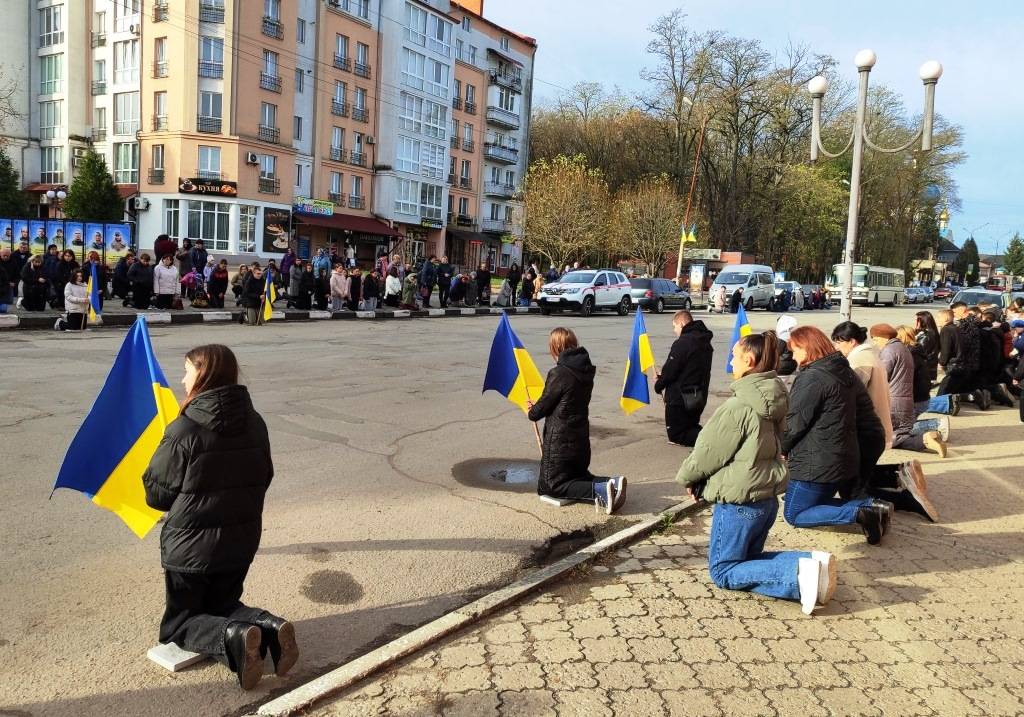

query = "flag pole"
[{"left": 523, "top": 385, "right": 543, "bottom": 456}]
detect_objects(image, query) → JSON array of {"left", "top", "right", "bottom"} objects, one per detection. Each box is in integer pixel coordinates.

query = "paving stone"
[
  {"left": 498, "top": 689, "right": 555, "bottom": 717},
  {"left": 555, "top": 689, "right": 612, "bottom": 717},
  {"left": 543, "top": 660, "right": 597, "bottom": 690},
  {"left": 661, "top": 688, "right": 722, "bottom": 716},
  {"left": 446, "top": 690, "right": 500, "bottom": 717},
  {"left": 531, "top": 637, "right": 583, "bottom": 664},
  {"left": 487, "top": 641, "right": 532, "bottom": 666},
  {"left": 628, "top": 636, "right": 679, "bottom": 663},
  {"left": 490, "top": 661, "right": 546, "bottom": 692},
  {"left": 608, "top": 688, "right": 667, "bottom": 716},
  {"left": 580, "top": 636, "right": 632, "bottom": 663},
  {"left": 594, "top": 660, "right": 648, "bottom": 690}
]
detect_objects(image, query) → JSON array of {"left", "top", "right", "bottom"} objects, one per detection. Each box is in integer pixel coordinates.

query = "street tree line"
[{"left": 523, "top": 10, "right": 966, "bottom": 282}]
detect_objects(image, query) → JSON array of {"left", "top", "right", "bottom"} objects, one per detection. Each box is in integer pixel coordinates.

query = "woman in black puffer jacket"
[
  {"left": 528, "top": 328, "right": 625, "bottom": 513},
  {"left": 143, "top": 345, "right": 297, "bottom": 690}
]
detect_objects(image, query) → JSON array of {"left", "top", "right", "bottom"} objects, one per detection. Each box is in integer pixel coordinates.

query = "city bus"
[{"left": 826, "top": 263, "right": 905, "bottom": 306}]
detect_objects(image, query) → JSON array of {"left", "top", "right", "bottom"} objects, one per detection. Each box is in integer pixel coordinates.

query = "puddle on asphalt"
[
  {"left": 451, "top": 458, "right": 540, "bottom": 493},
  {"left": 301, "top": 570, "right": 365, "bottom": 605}
]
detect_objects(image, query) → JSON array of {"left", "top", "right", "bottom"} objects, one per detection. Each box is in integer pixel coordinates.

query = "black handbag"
[{"left": 680, "top": 387, "right": 705, "bottom": 413}]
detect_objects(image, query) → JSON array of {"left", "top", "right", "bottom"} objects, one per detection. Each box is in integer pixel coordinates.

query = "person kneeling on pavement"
[
  {"left": 654, "top": 311, "right": 713, "bottom": 446},
  {"left": 676, "top": 331, "right": 837, "bottom": 615},
  {"left": 528, "top": 328, "right": 625, "bottom": 513}
]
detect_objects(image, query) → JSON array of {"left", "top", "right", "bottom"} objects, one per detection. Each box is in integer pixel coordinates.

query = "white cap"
[{"left": 776, "top": 315, "right": 798, "bottom": 342}]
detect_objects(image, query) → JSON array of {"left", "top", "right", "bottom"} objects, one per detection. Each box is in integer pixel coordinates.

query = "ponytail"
[{"left": 737, "top": 330, "right": 780, "bottom": 375}]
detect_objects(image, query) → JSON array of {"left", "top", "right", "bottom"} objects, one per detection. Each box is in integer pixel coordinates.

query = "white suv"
[{"left": 538, "top": 269, "right": 633, "bottom": 317}]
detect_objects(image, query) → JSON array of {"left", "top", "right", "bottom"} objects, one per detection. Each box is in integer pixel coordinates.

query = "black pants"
[
  {"left": 132, "top": 283, "right": 151, "bottom": 310},
  {"left": 438, "top": 280, "right": 450, "bottom": 307},
  {"left": 155, "top": 294, "right": 174, "bottom": 310},
  {"left": 666, "top": 403, "right": 704, "bottom": 446},
  {"left": 159, "top": 568, "right": 267, "bottom": 666},
  {"left": 544, "top": 471, "right": 609, "bottom": 501},
  {"left": 937, "top": 369, "right": 974, "bottom": 397}
]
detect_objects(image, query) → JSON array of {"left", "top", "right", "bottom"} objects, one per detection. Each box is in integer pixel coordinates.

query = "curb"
[{"left": 254, "top": 499, "right": 705, "bottom": 717}]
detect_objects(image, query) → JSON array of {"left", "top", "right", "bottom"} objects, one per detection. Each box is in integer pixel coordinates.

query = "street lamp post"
[
  {"left": 809, "top": 50, "right": 942, "bottom": 321},
  {"left": 45, "top": 188, "right": 68, "bottom": 218}
]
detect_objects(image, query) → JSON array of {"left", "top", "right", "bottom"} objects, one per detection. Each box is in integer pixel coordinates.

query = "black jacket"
[
  {"left": 654, "top": 320, "right": 714, "bottom": 406},
  {"left": 528, "top": 347, "right": 596, "bottom": 497},
  {"left": 916, "top": 328, "right": 940, "bottom": 381},
  {"left": 143, "top": 385, "right": 273, "bottom": 574},
  {"left": 782, "top": 352, "right": 882, "bottom": 485},
  {"left": 938, "top": 323, "right": 961, "bottom": 370},
  {"left": 956, "top": 316, "right": 981, "bottom": 373},
  {"left": 777, "top": 338, "right": 797, "bottom": 376},
  {"left": 241, "top": 274, "right": 265, "bottom": 308},
  {"left": 362, "top": 275, "right": 379, "bottom": 300},
  {"left": 476, "top": 269, "right": 491, "bottom": 292},
  {"left": 978, "top": 322, "right": 1005, "bottom": 381},
  {"left": 128, "top": 261, "right": 154, "bottom": 286},
  {"left": 909, "top": 344, "right": 931, "bottom": 403}
]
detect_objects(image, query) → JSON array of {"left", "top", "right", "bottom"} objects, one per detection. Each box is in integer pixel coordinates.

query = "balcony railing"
[
  {"left": 488, "top": 68, "right": 523, "bottom": 92},
  {"left": 350, "top": 151, "right": 366, "bottom": 167},
  {"left": 91, "top": 81, "right": 106, "bottom": 96},
  {"left": 39, "top": 31, "right": 65, "bottom": 48},
  {"left": 91, "top": 128, "right": 107, "bottom": 142},
  {"left": 452, "top": 96, "right": 462, "bottom": 111},
  {"left": 153, "top": 2, "right": 169, "bottom": 21},
  {"left": 262, "top": 17, "right": 284, "bottom": 39},
  {"left": 258, "top": 125, "right": 280, "bottom": 144},
  {"left": 447, "top": 173, "right": 456, "bottom": 186},
  {"left": 259, "top": 176, "right": 280, "bottom": 194},
  {"left": 198, "top": 3, "right": 225, "bottom": 23},
  {"left": 149, "top": 168, "right": 165, "bottom": 184},
  {"left": 481, "top": 218, "right": 512, "bottom": 234},
  {"left": 456, "top": 213, "right": 475, "bottom": 227},
  {"left": 484, "top": 182, "right": 515, "bottom": 198},
  {"left": 348, "top": 195, "right": 366, "bottom": 210},
  {"left": 352, "top": 107, "right": 368, "bottom": 123},
  {"left": 152, "top": 61, "right": 168, "bottom": 78},
  {"left": 152, "top": 115, "right": 168, "bottom": 131},
  {"left": 354, "top": 62, "right": 371, "bottom": 79},
  {"left": 334, "top": 54, "right": 351, "bottom": 71},
  {"left": 114, "top": 120, "right": 140, "bottom": 136},
  {"left": 462, "top": 138, "right": 475, "bottom": 152},
  {"left": 450, "top": 135, "right": 459, "bottom": 149},
  {"left": 331, "top": 100, "right": 348, "bottom": 117},
  {"left": 486, "top": 106, "right": 521, "bottom": 130},
  {"left": 198, "top": 60, "right": 223, "bottom": 78},
  {"left": 483, "top": 142, "right": 519, "bottom": 164},
  {"left": 196, "top": 115, "right": 222, "bottom": 133},
  {"left": 459, "top": 177, "right": 472, "bottom": 190},
  {"left": 260, "top": 73, "right": 282, "bottom": 92},
  {"left": 465, "top": 101, "right": 477, "bottom": 115},
  {"left": 196, "top": 169, "right": 222, "bottom": 180},
  {"left": 330, "top": 147, "right": 345, "bottom": 162},
  {"left": 328, "top": 191, "right": 342, "bottom": 202},
  {"left": 91, "top": 32, "right": 106, "bottom": 48}
]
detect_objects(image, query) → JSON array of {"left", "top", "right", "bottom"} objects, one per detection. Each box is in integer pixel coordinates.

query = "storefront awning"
[
  {"left": 295, "top": 212, "right": 403, "bottom": 238},
  {"left": 447, "top": 227, "right": 499, "bottom": 245}
]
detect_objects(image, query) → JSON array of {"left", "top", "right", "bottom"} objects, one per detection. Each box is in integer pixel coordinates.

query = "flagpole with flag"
[
  {"left": 262, "top": 269, "right": 277, "bottom": 323},
  {"left": 725, "top": 304, "right": 753, "bottom": 374},
  {"left": 482, "top": 313, "right": 546, "bottom": 453},
  {"left": 52, "top": 317, "right": 180, "bottom": 537},
  {"left": 87, "top": 261, "right": 102, "bottom": 324},
  {"left": 620, "top": 309, "right": 656, "bottom": 414}
]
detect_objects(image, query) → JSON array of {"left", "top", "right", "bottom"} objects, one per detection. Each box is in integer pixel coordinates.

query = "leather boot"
[
  {"left": 224, "top": 622, "right": 264, "bottom": 690},
  {"left": 253, "top": 614, "right": 299, "bottom": 677}
]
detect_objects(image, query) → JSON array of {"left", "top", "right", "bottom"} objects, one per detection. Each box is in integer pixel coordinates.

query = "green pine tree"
[
  {"left": 955, "top": 237, "right": 981, "bottom": 286},
  {"left": 1003, "top": 233, "right": 1024, "bottom": 279},
  {"left": 0, "top": 146, "right": 29, "bottom": 218},
  {"left": 63, "top": 150, "right": 124, "bottom": 221}
]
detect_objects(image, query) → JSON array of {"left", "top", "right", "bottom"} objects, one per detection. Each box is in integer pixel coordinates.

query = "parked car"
[
  {"left": 903, "top": 287, "right": 920, "bottom": 304},
  {"left": 918, "top": 286, "right": 934, "bottom": 302},
  {"left": 629, "top": 278, "right": 692, "bottom": 313},
  {"left": 950, "top": 288, "right": 1003, "bottom": 308},
  {"left": 537, "top": 269, "right": 632, "bottom": 317},
  {"left": 933, "top": 286, "right": 952, "bottom": 300},
  {"left": 708, "top": 264, "right": 776, "bottom": 310}
]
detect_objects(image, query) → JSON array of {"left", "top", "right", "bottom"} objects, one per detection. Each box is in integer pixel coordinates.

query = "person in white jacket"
[
  {"left": 329, "top": 266, "right": 350, "bottom": 312},
  {"left": 383, "top": 266, "right": 402, "bottom": 308},
  {"left": 153, "top": 254, "right": 181, "bottom": 310},
  {"left": 57, "top": 269, "right": 90, "bottom": 331}
]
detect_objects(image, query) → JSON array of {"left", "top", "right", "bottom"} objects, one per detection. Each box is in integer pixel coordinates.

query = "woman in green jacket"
[{"left": 676, "top": 331, "right": 837, "bottom": 615}]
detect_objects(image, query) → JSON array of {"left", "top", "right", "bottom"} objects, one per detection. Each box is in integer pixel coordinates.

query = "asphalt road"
[{"left": 0, "top": 304, "right": 936, "bottom": 717}]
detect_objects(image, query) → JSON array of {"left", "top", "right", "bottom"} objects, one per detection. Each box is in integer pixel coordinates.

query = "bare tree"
[
  {"left": 612, "top": 175, "right": 687, "bottom": 275},
  {"left": 0, "top": 67, "right": 24, "bottom": 140}
]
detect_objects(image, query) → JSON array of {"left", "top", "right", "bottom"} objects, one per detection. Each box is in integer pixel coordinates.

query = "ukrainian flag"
[
  {"left": 687, "top": 223, "right": 698, "bottom": 244},
  {"left": 725, "top": 303, "right": 753, "bottom": 373},
  {"left": 87, "top": 262, "right": 102, "bottom": 322},
  {"left": 52, "top": 317, "right": 179, "bottom": 537},
  {"left": 482, "top": 312, "right": 545, "bottom": 413},
  {"left": 620, "top": 308, "right": 655, "bottom": 414},
  {"left": 263, "top": 270, "right": 277, "bottom": 322}
]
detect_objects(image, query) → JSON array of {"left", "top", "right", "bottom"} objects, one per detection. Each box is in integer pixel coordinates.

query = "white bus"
[{"left": 826, "top": 263, "right": 905, "bottom": 306}]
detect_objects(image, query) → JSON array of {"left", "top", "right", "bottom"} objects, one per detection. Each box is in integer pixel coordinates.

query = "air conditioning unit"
[
  {"left": 72, "top": 147, "right": 88, "bottom": 159},
  {"left": 131, "top": 197, "right": 151, "bottom": 211},
  {"left": 365, "top": 135, "right": 375, "bottom": 145},
  {"left": 71, "top": 157, "right": 84, "bottom": 168},
  {"left": 129, "top": 23, "right": 141, "bottom": 35},
  {"left": 245, "top": 152, "right": 259, "bottom": 165}
]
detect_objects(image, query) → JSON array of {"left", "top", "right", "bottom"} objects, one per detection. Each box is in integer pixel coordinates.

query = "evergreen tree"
[
  {"left": 1003, "top": 233, "right": 1024, "bottom": 279},
  {"left": 63, "top": 150, "right": 124, "bottom": 221},
  {"left": 954, "top": 237, "right": 981, "bottom": 286},
  {"left": 0, "top": 146, "right": 29, "bottom": 218}
]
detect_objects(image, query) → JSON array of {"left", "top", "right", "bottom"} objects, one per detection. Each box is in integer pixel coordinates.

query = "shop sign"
[
  {"left": 293, "top": 196, "right": 334, "bottom": 217},
  {"left": 683, "top": 247, "right": 721, "bottom": 261},
  {"left": 419, "top": 218, "right": 443, "bottom": 229},
  {"left": 500, "top": 234, "right": 516, "bottom": 244},
  {"left": 179, "top": 178, "right": 238, "bottom": 196}
]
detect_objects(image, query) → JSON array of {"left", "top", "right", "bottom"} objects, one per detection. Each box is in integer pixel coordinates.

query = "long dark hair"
[
  {"left": 915, "top": 311, "right": 939, "bottom": 336},
  {"left": 184, "top": 344, "right": 239, "bottom": 405},
  {"left": 831, "top": 321, "right": 867, "bottom": 344},
  {"left": 736, "top": 330, "right": 780, "bottom": 375}
]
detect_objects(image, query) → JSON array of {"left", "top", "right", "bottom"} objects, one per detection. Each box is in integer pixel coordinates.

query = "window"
[
  {"left": 453, "top": 79, "right": 462, "bottom": 100},
  {"left": 420, "top": 143, "right": 445, "bottom": 179},
  {"left": 504, "top": 205, "right": 513, "bottom": 222},
  {"left": 425, "top": 58, "right": 449, "bottom": 98},
  {"left": 461, "top": 16, "right": 470, "bottom": 31},
  {"left": 455, "top": 39, "right": 463, "bottom": 61},
  {"left": 498, "top": 87, "right": 516, "bottom": 113},
  {"left": 39, "top": 6, "right": 63, "bottom": 47},
  {"left": 152, "top": 143, "right": 165, "bottom": 170},
  {"left": 296, "top": 18, "right": 306, "bottom": 43},
  {"left": 295, "top": 164, "right": 302, "bottom": 187},
  {"left": 399, "top": 93, "right": 422, "bottom": 132},
  {"left": 350, "top": 175, "right": 362, "bottom": 199},
  {"left": 40, "top": 146, "right": 62, "bottom": 183},
  {"left": 114, "top": 0, "right": 140, "bottom": 32},
  {"left": 420, "top": 183, "right": 443, "bottom": 220},
  {"left": 451, "top": 118, "right": 458, "bottom": 138},
  {"left": 466, "top": 84, "right": 476, "bottom": 106},
  {"left": 40, "top": 54, "right": 62, "bottom": 94},
  {"left": 259, "top": 154, "right": 276, "bottom": 178},
  {"left": 94, "top": 107, "right": 106, "bottom": 131},
  {"left": 352, "top": 132, "right": 364, "bottom": 155},
  {"left": 114, "top": 40, "right": 139, "bottom": 84},
  {"left": 261, "top": 102, "right": 277, "bottom": 128},
  {"left": 153, "top": 91, "right": 167, "bottom": 129},
  {"left": 397, "top": 136, "right": 420, "bottom": 173},
  {"left": 352, "top": 0, "right": 369, "bottom": 19},
  {"left": 500, "top": 36, "right": 510, "bottom": 51},
  {"left": 264, "top": 0, "right": 280, "bottom": 20},
  {"left": 114, "top": 92, "right": 140, "bottom": 134},
  {"left": 490, "top": 166, "right": 500, "bottom": 183},
  {"left": 293, "top": 115, "right": 302, "bottom": 140},
  {"left": 331, "top": 126, "right": 344, "bottom": 151},
  {"left": 458, "top": 196, "right": 469, "bottom": 215},
  {"left": 295, "top": 68, "right": 304, "bottom": 92},
  {"left": 449, "top": 155, "right": 456, "bottom": 177},
  {"left": 505, "top": 169, "right": 515, "bottom": 186},
  {"left": 95, "top": 11, "right": 106, "bottom": 32},
  {"left": 94, "top": 59, "right": 106, "bottom": 82},
  {"left": 335, "top": 34, "right": 349, "bottom": 59},
  {"left": 405, "top": 4, "right": 427, "bottom": 46},
  {"left": 401, "top": 48, "right": 425, "bottom": 90},
  {"left": 355, "top": 87, "right": 367, "bottom": 110},
  {"left": 423, "top": 100, "right": 447, "bottom": 139},
  {"left": 460, "top": 159, "right": 471, "bottom": 179},
  {"left": 448, "top": 193, "right": 454, "bottom": 213},
  {"left": 356, "top": 42, "right": 369, "bottom": 67},
  {"left": 263, "top": 50, "right": 279, "bottom": 77},
  {"left": 199, "top": 91, "right": 222, "bottom": 118},
  {"left": 198, "top": 145, "right": 221, "bottom": 178},
  {"left": 239, "top": 205, "right": 258, "bottom": 252},
  {"left": 39, "top": 101, "right": 61, "bottom": 140},
  {"left": 330, "top": 172, "right": 342, "bottom": 195},
  {"left": 468, "top": 45, "right": 477, "bottom": 64},
  {"left": 395, "top": 178, "right": 418, "bottom": 215},
  {"left": 164, "top": 199, "right": 180, "bottom": 239},
  {"left": 334, "top": 80, "right": 346, "bottom": 104},
  {"left": 489, "top": 202, "right": 501, "bottom": 220},
  {"left": 187, "top": 200, "right": 230, "bottom": 251},
  {"left": 463, "top": 122, "right": 473, "bottom": 143},
  {"left": 199, "top": 36, "right": 223, "bottom": 73},
  {"left": 428, "top": 15, "right": 452, "bottom": 56},
  {"left": 114, "top": 142, "right": 139, "bottom": 183}
]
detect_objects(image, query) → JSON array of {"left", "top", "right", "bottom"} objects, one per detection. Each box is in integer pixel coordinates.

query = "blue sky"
[{"left": 487, "top": 0, "right": 1021, "bottom": 256}]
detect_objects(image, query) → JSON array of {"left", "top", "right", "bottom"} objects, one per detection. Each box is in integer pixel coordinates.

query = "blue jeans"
[
  {"left": 783, "top": 480, "right": 871, "bottom": 527},
  {"left": 916, "top": 396, "right": 952, "bottom": 414},
  {"left": 709, "top": 498, "right": 807, "bottom": 600},
  {"left": 911, "top": 418, "right": 941, "bottom": 436}
]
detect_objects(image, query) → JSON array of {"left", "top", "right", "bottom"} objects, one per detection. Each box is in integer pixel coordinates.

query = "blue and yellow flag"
[
  {"left": 263, "top": 271, "right": 277, "bottom": 322},
  {"left": 621, "top": 308, "right": 656, "bottom": 414},
  {"left": 87, "top": 262, "right": 102, "bottom": 322},
  {"left": 687, "top": 223, "right": 698, "bottom": 245},
  {"left": 725, "top": 304, "right": 753, "bottom": 373},
  {"left": 482, "top": 313, "right": 545, "bottom": 413},
  {"left": 53, "top": 317, "right": 179, "bottom": 537}
]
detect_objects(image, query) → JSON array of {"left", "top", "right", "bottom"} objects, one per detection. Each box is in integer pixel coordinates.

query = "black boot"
[
  {"left": 253, "top": 614, "right": 299, "bottom": 677},
  {"left": 855, "top": 505, "right": 885, "bottom": 545},
  {"left": 995, "top": 383, "right": 1015, "bottom": 406},
  {"left": 224, "top": 622, "right": 264, "bottom": 690},
  {"left": 870, "top": 499, "right": 894, "bottom": 535}
]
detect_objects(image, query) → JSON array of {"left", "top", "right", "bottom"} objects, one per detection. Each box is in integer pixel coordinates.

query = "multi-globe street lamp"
[
  {"left": 45, "top": 188, "right": 68, "bottom": 217},
  {"left": 808, "top": 50, "right": 943, "bottom": 320}
]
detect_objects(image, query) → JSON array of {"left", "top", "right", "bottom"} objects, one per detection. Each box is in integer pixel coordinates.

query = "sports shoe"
[
  {"left": 935, "top": 416, "right": 950, "bottom": 442},
  {"left": 949, "top": 394, "right": 961, "bottom": 416},
  {"left": 856, "top": 505, "right": 885, "bottom": 545},
  {"left": 810, "top": 551, "right": 838, "bottom": 605},
  {"left": 611, "top": 476, "right": 627, "bottom": 512},
  {"left": 53, "top": 318, "right": 62, "bottom": 331},
  {"left": 898, "top": 460, "right": 938, "bottom": 522},
  {"left": 797, "top": 558, "right": 821, "bottom": 615},
  {"left": 594, "top": 481, "right": 616, "bottom": 515},
  {"left": 923, "top": 430, "right": 947, "bottom": 458}
]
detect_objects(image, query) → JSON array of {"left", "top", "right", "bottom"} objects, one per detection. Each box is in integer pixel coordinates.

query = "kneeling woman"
[
  {"left": 528, "top": 328, "right": 625, "bottom": 513},
  {"left": 143, "top": 345, "right": 297, "bottom": 690},
  {"left": 677, "top": 332, "right": 836, "bottom": 614}
]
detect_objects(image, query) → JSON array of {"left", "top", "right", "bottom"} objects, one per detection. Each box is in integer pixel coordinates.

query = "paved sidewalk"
[{"left": 311, "top": 407, "right": 1024, "bottom": 717}]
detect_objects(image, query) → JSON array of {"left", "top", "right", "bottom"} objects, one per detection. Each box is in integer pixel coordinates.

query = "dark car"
[{"left": 629, "top": 278, "right": 692, "bottom": 313}]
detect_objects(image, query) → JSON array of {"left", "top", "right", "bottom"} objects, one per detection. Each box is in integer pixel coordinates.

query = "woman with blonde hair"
[{"left": 528, "top": 328, "right": 625, "bottom": 513}]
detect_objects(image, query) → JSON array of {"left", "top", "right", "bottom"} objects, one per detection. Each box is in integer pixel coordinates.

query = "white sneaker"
[
  {"left": 810, "top": 551, "right": 838, "bottom": 605},
  {"left": 797, "top": 558, "right": 820, "bottom": 615},
  {"left": 611, "top": 476, "right": 627, "bottom": 512},
  {"left": 936, "top": 416, "right": 950, "bottom": 442}
]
